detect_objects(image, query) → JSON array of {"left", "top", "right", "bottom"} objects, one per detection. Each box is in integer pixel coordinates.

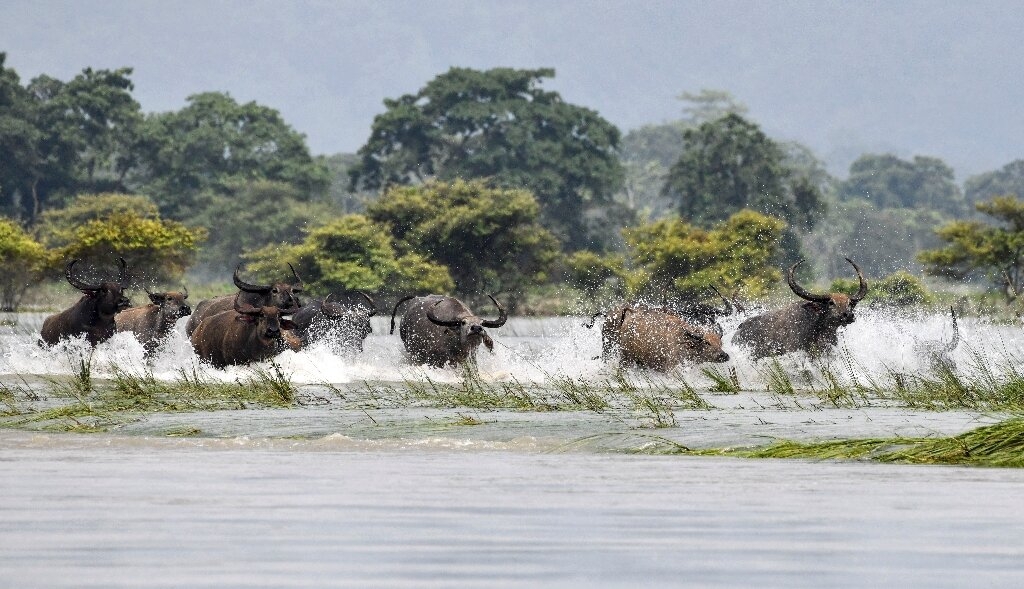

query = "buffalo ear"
[
  {"left": 482, "top": 333, "right": 495, "bottom": 352},
  {"left": 149, "top": 293, "right": 163, "bottom": 305},
  {"left": 235, "top": 314, "right": 257, "bottom": 323},
  {"left": 280, "top": 319, "right": 297, "bottom": 330}
]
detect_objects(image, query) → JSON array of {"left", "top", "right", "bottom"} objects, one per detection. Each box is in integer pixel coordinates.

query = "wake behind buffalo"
[{"left": 37, "top": 256, "right": 921, "bottom": 371}]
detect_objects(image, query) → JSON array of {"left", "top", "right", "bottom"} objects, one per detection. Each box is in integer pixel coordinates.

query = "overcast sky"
[{"left": 3, "top": 0, "right": 1022, "bottom": 177}]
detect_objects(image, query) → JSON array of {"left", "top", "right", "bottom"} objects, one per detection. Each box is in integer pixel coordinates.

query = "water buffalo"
[
  {"left": 390, "top": 294, "right": 507, "bottom": 367},
  {"left": 40, "top": 258, "right": 131, "bottom": 346},
  {"left": 115, "top": 287, "right": 192, "bottom": 355},
  {"left": 285, "top": 292, "right": 377, "bottom": 353},
  {"left": 669, "top": 286, "right": 738, "bottom": 331},
  {"left": 617, "top": 305, "right": 729, "bottom": 370},
  {"left": 733, "top": 258, "right": 868, "bottom": 360},
  {"left": 185, "top": 264, "right": 304, "bottom": 336},
  {"left": 189, "top": 295, "right": 299, "bottom": 368}
]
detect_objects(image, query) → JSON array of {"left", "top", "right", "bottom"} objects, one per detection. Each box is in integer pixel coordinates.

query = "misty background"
[{"left": 4, "top": 0, "right": 1022, "bottom": 177}]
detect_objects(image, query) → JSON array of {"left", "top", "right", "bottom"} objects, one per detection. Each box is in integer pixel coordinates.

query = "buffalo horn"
[
  {"left": 846, "top": 258, "right": 868, "bottom": 302},
  {"left": 583, "top": 311, "right": 605, "bottom": 329},
  {"left": 708, "top": 285, "right": 733, "bottom": 316},
  {"left": 946, "top": 306, "right": 960, "bottom": 353},
  {"left": 288, "top": 263, "right": 304, "bottom": 289},
  {"left": 65, "top": 259, "right": 101, "bottom": 291},
  {"left": 787, "top": 260, "right": 831, "bottom": 303},
  {"left": 116, "top": 257, "right": 127, "bottom": 283},
  {"left": 358, "top": 291, "right": 378, "bottom": 317},
  {"left": 480, "top": 294, "right": 507, "bottom": 328},
  {"left": 181, "top": 286, "right": 189, "bottom": 299},
  {"left": 233, "top": 264, "right": 271, "bottom": 293},
  {"left": 321, "top": 294, "right": 346, "bottom": 319},
  {"left": 427, "top": 299, "right": 462, "bottom": 328},
  {"left": 232, "top": 294, "right": 262, "bottom": 316},
  {"left": 390, "top": 294, "right": 418, "bottom": 334}
]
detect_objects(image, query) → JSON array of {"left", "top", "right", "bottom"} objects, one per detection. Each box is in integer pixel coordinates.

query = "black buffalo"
[
  {"left": 390, "top": 294, "right": 507, "bottom": 367},
  {"left": 733, "top": 258, "right": 867, "bottom": 359},
  {"left": 285, "top": 292, "right": 377, "bottom": 353},
  {"left": 40, "top": 258, "right": 131, "bottom": 346},
  {"left": 115, "top": 287, "right": 192, "bottom": 355},
  {"left": 189, "top": 295, "right": 299, "bottom": 368},
  {"left": 186, "top": 264, "right": 303, "bottom": 336}
]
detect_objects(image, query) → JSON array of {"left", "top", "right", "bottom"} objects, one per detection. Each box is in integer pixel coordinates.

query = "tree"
[
  {"left": 964, "top": 160, "right": 1024, "bottom": 208},
  {"left": 245, "top": 214, "right": 453, "bottom": 296},
  {"left": 0, "top": 56, "right": 142, "bottom": 221},
  {"left": 184, "top": 179, "right": 336, "bottom": 273},
  {"left": 837, "top": 154, "right": 963, "bottom": 215},
  {"left": 37, "top": 193, "right": 205, "bottom": 284},
  {"left": 661, "top": 114, "right": 825, "bottom": 232},
  {"left": 366, "top": 179, "right": 559, "bottom": 304},
  {"left": 918, "top": 195, "right": 1024, "bottom": 292},
  {"left": 564, "top": 251, "right": 625, "bottom": 297},
  {"left": 323, "top": 153, "right": 369, "bottom": 214},
  {"left": 623, "top": 209, "right": 787, "bottom": 300},
  {"left": 0, "top": 217, "right": 48, "bottom": 311},
  {"left": 132, "top": 92, "right": 330, "bottom": 219},
  {"left": 350, "top": 67, "right": 624, "bottom": 250}
]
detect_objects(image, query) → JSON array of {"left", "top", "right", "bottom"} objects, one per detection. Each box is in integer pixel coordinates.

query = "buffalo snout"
[{"left": 469, "top": 324, "right": 484, "bottom": 334}]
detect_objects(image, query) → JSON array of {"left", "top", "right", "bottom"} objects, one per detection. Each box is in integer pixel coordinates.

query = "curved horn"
[
  {"left": 233, "top": 264, "right": 271, "bottom": 293},
  {"left": 427, "top": 299, "right": 462, "bottom": 328},
  {"left": 947, "top": 306, "right": 960, "bottom": 353},
  {"left": 288, "top": 263, "right": 303, "bottom": 287},
  {"left": 232, "top": 293, "right": 261, "bottom": 316},
  {"left": 617, "top": 306, "right": 633, "bottom": 326},
  {"left": 787, "top": 259, "right": 831, "bottom": 303},
  {"left": 583, "top": 311, "right": 605, "bottom": 329},
  {"left": 846, "top": 258, "right": 868, "bottom": 302},
  {"left": 481, "top": 294, "right": 507, "bottom": 328},
  {"left": 390, "top": 294, "right": 417, "bottom": 334},
  {"left": 320, "top": 294, "right": 345, "bottom": 319},
  {"left": 181, "top": 285, "right": 189, "bottom": 300},
  {"left": 116, "top": 257, "right": 127, "bottom": 284},
  {"left": 358, "top": 291, "right": 378, "bottom": 317},
  {"left": 143, "top": 285, "right": 154, "bottom": 297},
  {"left": 65, "top": 259, "right": 100, "bottom": 291},
  {"left": 708, "top": 285, "right": 733, "bottom": 316}
]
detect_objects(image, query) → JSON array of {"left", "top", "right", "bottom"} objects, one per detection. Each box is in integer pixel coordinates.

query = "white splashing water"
[{"left": 2, "top": 308, "right": 1021, "bottom": 389}]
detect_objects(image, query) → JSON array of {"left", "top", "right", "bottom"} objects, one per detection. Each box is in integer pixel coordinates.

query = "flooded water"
[{"left": 3, "top": 308, "right": 1024, "bottom": 586}]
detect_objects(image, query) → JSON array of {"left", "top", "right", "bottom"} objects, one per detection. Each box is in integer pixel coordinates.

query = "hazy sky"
[{"left": 3, "top": 1, "right": 1022, "bottom": 177}]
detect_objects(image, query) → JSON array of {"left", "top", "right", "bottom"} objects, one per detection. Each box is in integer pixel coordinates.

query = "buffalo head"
[
  {"left": 233, "top": 295, "right": 299, "bottom": 343},
  {"left": 146, "top": 286, "right": 192, "bottom": 319},
  {"left": 788, "top": 258, "right": 867, "bottom": 326},
  {"left": 66, "top": 258, "right": 131, "bottom": 315},
  {"left": 425, "top": 294, "right": 507, "bottom": 352},
  {"left": 233, "top": 263, "right": 304, "bottom": 309}
]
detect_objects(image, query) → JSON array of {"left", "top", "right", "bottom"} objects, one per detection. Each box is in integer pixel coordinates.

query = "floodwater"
[{"left": 3, "top": 309, "right": 1024, "bottom": 587}]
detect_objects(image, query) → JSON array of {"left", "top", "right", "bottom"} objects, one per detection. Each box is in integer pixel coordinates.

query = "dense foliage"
[
  {"left": 964, "top": 160, "right": 1024, "bottom": 207},
  {"left": 0, "top": 217, "right": 48, "bottom": 310},
  {"left": 350, "top": 67, "right": 624, "bottom": 250},
  {"left": 838, "top": 154, "right": 964, "bottom": 215}
]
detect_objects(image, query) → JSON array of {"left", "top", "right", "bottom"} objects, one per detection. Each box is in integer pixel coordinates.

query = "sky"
[{"left": 3, "top": 0, "right": 1023, "bottom": 178}]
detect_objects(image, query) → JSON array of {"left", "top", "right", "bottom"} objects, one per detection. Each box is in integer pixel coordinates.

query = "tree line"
[{"left": 3, "top": 53, "right": 1024, "bottom": 311}]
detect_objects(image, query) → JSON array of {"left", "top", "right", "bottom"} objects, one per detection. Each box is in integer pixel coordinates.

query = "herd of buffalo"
[{"left": 38, "top": 257, "right": 881, "bottom": 370}]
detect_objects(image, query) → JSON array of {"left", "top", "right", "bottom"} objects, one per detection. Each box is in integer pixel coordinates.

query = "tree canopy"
[
  {"left": 132, "top": 92, "right": 330, "bottom": 219},
  {"left": 245, "top": 214, "right": 453, "bottom": 297},
  {"left": 350, "top": 67, "right": 624, "bottom": 250},
  {"left": 623, "top": 209, "right": 787, "bottom": 299},
  {"left": 837, "top": 154, "right": 963, "bottom": 215},
  {"left": 0, "top": 217, "right": 48, "bottom": 311},
  {"left": 366, "top": 179, "right": 559, "bottom": 303},
  {"left": 661, "top": 114, "right": 825, "bottom": 232},
  {"left": 964, "top": 160, "right": 1024, "bottom": 207},
  {"left": 919, "top": 195, "right": 1024, "bottom": 294}
]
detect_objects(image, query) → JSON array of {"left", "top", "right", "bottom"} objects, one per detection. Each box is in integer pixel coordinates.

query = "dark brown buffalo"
[
  {"left": 189, "top": 295, "right": 299, "bottom": 368},
  {"left": 185, "top": 264, "right": 304, "bottom": 336},
  {"left": 115, "top": 287, "right": 192, "bottom": 355},
  {"left": 617, "top": 306, "right": 729, "bottom": 370},
  {"left": 285, "top": 292, "right": 377, "bottom": 353},
  {"left": 669, "top": 286, "right": 738, "bottom": 330},
  {"left": 733, "top": 258, "right": 868, "bottom": 359},
  {"left": 40, "top": 258, "right": 131, "bottom": 346},
  {"left": 390, "top": 294, "right": 507, "bottom": 367}
]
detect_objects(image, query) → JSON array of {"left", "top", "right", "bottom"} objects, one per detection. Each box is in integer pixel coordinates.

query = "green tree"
[
  {"left": 350, "top": 67, "right": 624, "bottom": 250},
  {"left": 366, "top": 179, "right": 559, "bottom": 303},
  {"left": 37, "top": 193, "right": 204, "bottom": 284},
  {"left": 0, "top": 217, "right": 49, "bottom": 311},
  {"left": 0, "top": 56, "right": 142, "bottom": 221},
  {"left": 661, "top": 114, "right": 825, "bottom": 232},
  {"left": 245, "top": 214, "right": 453, "bottom": 296},
  {"left": 564, "top": 250, "right": 626, "bottom": 297},
  {"left": 623, "top": 209, "right": 787, "bottom": 299},
  {"left": 838, "top": 154, "right": 963, "bottom": 215},
  {"left": 964, "top": 160, "right": 1024, "bottom": 208},
  {"left": 184, "top": 179, "right": 336, "bottom": 273},
  {"left": 832, "top": 270, "right": 930, "bottom": 307},
  {"left": 918, "top": 195, "right": 1024, "bottom": 292},
  {"left": 132, "top": 92, "right": 330, "bottom": 219},
  {"left": 323, "top": 153, "right": 368, "bottom": 214}
]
